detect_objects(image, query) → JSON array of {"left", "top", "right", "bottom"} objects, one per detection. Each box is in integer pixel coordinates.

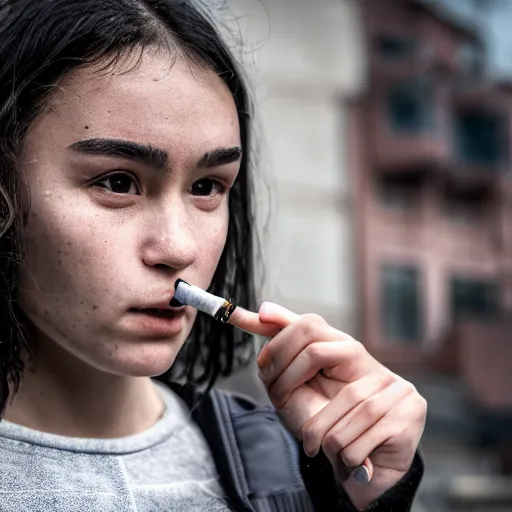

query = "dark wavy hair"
[{"left": 0, "top": 0, "right": 257, "bottom": 415}]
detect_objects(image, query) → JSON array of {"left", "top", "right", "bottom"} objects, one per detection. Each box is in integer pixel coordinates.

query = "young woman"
[{"left": 0, "top": 1, "right": 427, "bottom": 511}]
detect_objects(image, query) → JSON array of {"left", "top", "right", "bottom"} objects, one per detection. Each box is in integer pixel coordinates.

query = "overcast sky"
[{"left": 423, "top": 0, "right": 512, "bottom": 78}]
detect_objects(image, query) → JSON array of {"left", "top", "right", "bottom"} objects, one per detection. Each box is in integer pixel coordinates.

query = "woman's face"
[{"left": 17, "top": 50, "right": 241, "bottom": 377}]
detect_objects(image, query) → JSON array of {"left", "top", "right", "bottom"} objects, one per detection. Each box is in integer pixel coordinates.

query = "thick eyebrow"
[
  {"left": 68, "top": 138, "right": 168, "bottom": 170},
  {"left": 68, "top": 138, "right": 241, "bottom": 170},
  {"left": 198, "top": 146, "right": 242, "bottom": 167}
]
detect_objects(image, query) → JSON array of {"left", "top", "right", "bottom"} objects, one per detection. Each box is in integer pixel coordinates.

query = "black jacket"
[{"left": 169, "top": 382, "right": 424, "bottom": 512}]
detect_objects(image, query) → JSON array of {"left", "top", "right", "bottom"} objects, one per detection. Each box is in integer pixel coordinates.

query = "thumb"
[{"left": 258, "top": 301, "right": 300, "bottom": 328}]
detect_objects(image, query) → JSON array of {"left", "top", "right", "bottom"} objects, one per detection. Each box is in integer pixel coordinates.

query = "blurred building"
[
  {"left": 350, "top": 0, "right": 512, "bottom": 507},
  {"left": 216, "top": 0, "right": 511, "bottom": 509}
]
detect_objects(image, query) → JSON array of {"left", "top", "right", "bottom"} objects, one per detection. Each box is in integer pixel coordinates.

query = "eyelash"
[{"left": 92, "top": 171, "right": 227, "bottom": 198}]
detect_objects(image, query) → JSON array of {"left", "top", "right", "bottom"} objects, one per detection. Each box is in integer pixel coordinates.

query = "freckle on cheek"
[{"left": 92, "top": 305, "right": 98, "bottom": 310}]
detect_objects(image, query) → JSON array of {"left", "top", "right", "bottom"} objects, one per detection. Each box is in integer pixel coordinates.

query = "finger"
[
  {"left": 339, "top": 458, "right": 375, "bottom": 484},
  {"left": 322, "top": 380, "right": 416, "bottom": 464},
  {"left": 258, "top": 301, "right": 300, "bottom": 327},
  {"left": 265, "top": 340, "right": 370, "bottom": 408},
  {"left": 336, "top": 401, "right": 418, "bottom": 487},
  {"left": 228, "top": 306, "right": 281, "bottom": 338},
  {"left": 355, "top": 458, "right": 374, "bottom": 484},
  {"left": 255, "top": 302, "right": 301, "bottom": 367},
  {"left": 257, "top": 313, "right": 345, "bottom": 376},
  {"left": 301, "top": 372, "right": 396, "bottom": 457}
]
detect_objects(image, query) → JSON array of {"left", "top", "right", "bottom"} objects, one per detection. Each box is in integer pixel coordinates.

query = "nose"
[{"left": 141, "top": 201, "right": 197, "bottom": 271}]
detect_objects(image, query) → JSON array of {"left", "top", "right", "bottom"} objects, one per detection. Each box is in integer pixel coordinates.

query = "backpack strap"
[
  {"left": 169, "top": 382, "right": 315, "bottom": 512},
  {"left": 211, "top": 388, "right": 316, "bottom": 512}
]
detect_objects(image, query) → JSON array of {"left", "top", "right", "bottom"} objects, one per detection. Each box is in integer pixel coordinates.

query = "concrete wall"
[{"left": 214, "top": 0, "right": 367, "bottom": 399}]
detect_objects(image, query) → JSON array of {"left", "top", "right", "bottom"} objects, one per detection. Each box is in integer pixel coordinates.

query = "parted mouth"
[{"left": 130, "top": 307, "right": 185, "bottom": 318}]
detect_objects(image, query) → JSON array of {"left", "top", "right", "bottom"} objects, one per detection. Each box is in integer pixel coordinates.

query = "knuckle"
[
  {"left": 381, "top": 371, "right": 398, "bottom": 386},
  {"left": 296, "top": 314, "right": 326, "bottom": 340},
  {"left": 415, "top": 394, "right": 428, "bottom": 416},
  {"left": 301, "top": 419, "right": 318, "bottom": 449},
  {"left": 304, "top": 342, "right": 322, "bottom": 361},
  {"left": 361, "top": 397, "right": 381, "bottom": 421},
  {"left": 405, "top": 381, "right": 418, "bottom": 395},
  {"left": 394, "top": 378, "right": 416, "bottom": 395},
  {"left": 401, "top": 378, "right": 418, "bottom": 393},
  {"left": 302, "top": 313, "right": 326, "bottom": 326},
  {"left": 347, "top": 338, "right": 365, "bottom": 358},
  {"left": 322, "top": 431, "right": 343, "bottom": 454},
  {"left": 339, "top": 447, "right": 361, "bottom": 468},
  {"left": 371, "top": 371, "right": 392, "bottom": 388},
  {"left": 345, "top": 382, "right": 364, "bottom": 405}
]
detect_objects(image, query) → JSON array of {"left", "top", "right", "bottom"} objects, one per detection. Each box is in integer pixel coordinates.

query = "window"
[
  {"left": 454, "top": 110, "right": 507, "bottom": 166},
  {"left": 443, "top": 192, "right": 484, "bottom": 226},
  {"left": 377, "top": 35, "right": 418, "bottom": 59},
  {"left": 376, "top": 174, "right": 421, "bottom": 213},
  {"left": 381, "top": 266, "right": 422, "bottom": 342},
  {"left": 458, "top": 41, "right": 484, "bottom": 75},
  {"left": 388, "top": 79, "right": 434, "bottom": 133},
  {"left": 450, "top": 277, "right": 500, "bottom": 321}
]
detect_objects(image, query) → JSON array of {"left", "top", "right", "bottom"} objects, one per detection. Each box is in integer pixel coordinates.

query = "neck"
[{"left": 4, "top": 338, "right": 165, "bottom": 438}]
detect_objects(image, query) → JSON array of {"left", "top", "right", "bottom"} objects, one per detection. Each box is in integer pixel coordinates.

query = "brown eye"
[
  {"left": 191, "top": 179, "right": 224, "bottom": 197},
  {"left": 95, "top": 173, "right": 139, "bottom": 194}
]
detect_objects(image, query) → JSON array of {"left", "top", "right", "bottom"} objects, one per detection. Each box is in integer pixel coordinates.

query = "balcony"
[
  {"left": 373, "top": 77, "right": 451, "bottom": 174},
  {"left": 430, "top": 319, "right": 512, "bottom": 477},
  {"left": 430, "top": 319, "right": 512, "bottom": 428},
  {"left": 375, "top": 131, "right": 450, "bottom": 175},
  {"left": 454, "top": 78, "right": 507, "bottom": 111},
  {"left": 371, "top": 44, "right": 450, "bottom": 82},
  {"left": 442, "top": 108, "right": 508, "bottom": 198}
]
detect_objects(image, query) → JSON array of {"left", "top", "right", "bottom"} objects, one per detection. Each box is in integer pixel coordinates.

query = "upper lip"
[{"left": 132, "top": 297, "right": 184, "bottom": 311}]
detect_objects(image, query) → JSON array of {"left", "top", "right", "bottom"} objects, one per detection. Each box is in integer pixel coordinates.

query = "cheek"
[
  {"left": 18, "top": 198, "right": 111, "bottom": 317},
  {"left": 195, "top": 207, "right": 229, "bottom": 278}
]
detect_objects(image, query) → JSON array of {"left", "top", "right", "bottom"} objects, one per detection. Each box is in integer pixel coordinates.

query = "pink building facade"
[{"left": 349, "top": 0, "right": 511, "bottom": 445}]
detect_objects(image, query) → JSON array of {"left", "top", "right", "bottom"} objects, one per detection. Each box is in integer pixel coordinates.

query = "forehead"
[{"left": 34, "top": 49, "right": 240, "bottom": 153}]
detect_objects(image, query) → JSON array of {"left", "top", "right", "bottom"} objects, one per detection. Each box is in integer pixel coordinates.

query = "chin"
[{"left": 100, "top": 341, "right": 181, "bottom": 378}]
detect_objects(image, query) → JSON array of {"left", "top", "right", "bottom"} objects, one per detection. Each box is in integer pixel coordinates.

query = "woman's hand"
[{"left": 229, "top": 302, "right": 427, "bottom": 511}]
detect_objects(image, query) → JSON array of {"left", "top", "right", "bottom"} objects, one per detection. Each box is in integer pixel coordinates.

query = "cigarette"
[{"left": 171, "top": 279, "right": 237, "bottom": 324}]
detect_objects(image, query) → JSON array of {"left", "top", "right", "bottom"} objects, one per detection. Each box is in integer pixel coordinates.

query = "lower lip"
[{"left": 128, "top": 309, "right": 186, "bottom": 336}]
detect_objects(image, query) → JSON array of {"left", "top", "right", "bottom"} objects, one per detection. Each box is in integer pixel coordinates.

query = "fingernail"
[
  {"left": 258, "top": 301, "right": 279, "bottom": 315},
  {"left": 352, "top": 465, "right": 371, "bottom": 484}
]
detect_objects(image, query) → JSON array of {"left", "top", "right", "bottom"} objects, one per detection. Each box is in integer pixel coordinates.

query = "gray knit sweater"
[{"left": 0, "top": 381, "right": 231, "bottom": 511}]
